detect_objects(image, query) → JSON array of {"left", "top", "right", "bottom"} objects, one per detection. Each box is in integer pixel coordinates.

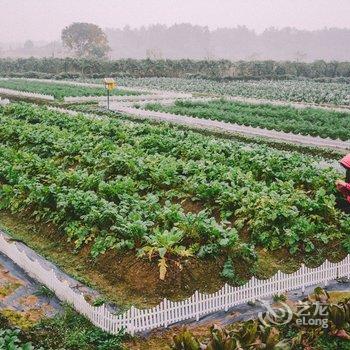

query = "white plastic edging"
[{"left": 0, "top": 87, "right": 54, "bottom": 101}]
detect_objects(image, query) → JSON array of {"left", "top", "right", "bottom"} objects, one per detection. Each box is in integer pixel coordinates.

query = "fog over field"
[{"left": 1, "top": 0, "right": 350, "bottom": 60}]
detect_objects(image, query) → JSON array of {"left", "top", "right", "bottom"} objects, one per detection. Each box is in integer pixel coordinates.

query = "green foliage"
[
  {"left": 120, "top": 76, "right": 350, "bottom": 106},
  {"left": 2, "top": 58, "right": 350, "bottom": 83},
  {"left": 61, "top": 23, "right": 110, "bottom": 59},
  {"left": 272, "top": 294, "right": 287, "bottom": 303},
  {"left": 206, "top": 324, "right": 240, "bottom": 349},
  {"left": 0, "top": 329, "right": 34, "bottom": 350},
  {"left": 0, "top": 103, "right": 348, "bottom": 281},
  {"left": 0, "top": 79, "right": 138, "bottom": 100},
  {"left": 171, "top": 288, "right": 350, "bottom": 349},
  {"left": 34, "top": 286, "right": 55, "bottom": 299},
  {"left": 92, "top": 297, "right": 106, "bottom": 307},
  {"left": 220, "top": 259, "right": 241, "bottom": 285},
  {"left": 0, "top": 306, "right": 125, "bottom": 350},
  {"left": 32, "top": 305, "right": 124, "bottom": 350},
  {"left": 172, "top": 328, "right": 201, "bottom": 350},
  {"left": 172, "top": 322, "right": 288, "bottom": 350},
  {"left": 137, "top": 228, "right": 193, "bottom": 280}
]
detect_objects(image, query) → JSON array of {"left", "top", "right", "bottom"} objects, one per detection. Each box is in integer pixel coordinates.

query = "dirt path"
[{"left": 0, "top": 252, "right": 61, "bottom": 323}]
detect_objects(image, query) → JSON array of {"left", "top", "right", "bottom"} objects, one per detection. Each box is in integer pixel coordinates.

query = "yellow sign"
[{"left": 104, "top": 78, "right": 117, "bottom": 91}]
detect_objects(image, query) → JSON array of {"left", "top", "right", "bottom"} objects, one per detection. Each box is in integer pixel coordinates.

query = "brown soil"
[
  {"left": 0, "top": 211, "right": 225, "bottom": 308},
  {"left": 0, "top": 265, "right": 23, "bottom": 299},
  {"left": 0, "top": 210, "right": 346, "bottom": 310},
  {"left": 19, "top": 295, "right": 39, "bottom": 307},
  {"left": 180, "top": 198, "right": 204, "bottom": 214},
  {"left": 0, "top": 265, "right": 23, "bottom": 286}
]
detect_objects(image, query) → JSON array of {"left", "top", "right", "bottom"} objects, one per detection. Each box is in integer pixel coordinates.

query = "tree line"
[
  {"left": 1, "top": 57, "right": 350, "bottom": 80},
  {"left": 105, "top": 24, "right": 350, "bottom": 62},
  {"left": 3, "top": 24, "right": 350, "bottom": 62}
]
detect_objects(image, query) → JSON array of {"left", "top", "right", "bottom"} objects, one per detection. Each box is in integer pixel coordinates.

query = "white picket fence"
[{"left": 0, "top": 231, "right": 349, "bottom": 335}]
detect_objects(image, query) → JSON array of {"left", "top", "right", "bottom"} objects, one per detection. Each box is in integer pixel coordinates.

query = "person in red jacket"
[{"left": 336, "top": 154, "right": 350, "bottom": 210}]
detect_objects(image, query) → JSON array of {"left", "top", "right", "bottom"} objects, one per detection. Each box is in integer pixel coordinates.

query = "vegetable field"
[
  {"left": 145, "top": 99, "right": 350, "bottom": 140},
  {"left": 0, "top": 103, "right": 349, "bottom": 281},
  {"left": 115, "top": 77, "right": 350, "bottom": 106},
  {"left": 0, "top": 79, "right": 138, "bottom": 100}
]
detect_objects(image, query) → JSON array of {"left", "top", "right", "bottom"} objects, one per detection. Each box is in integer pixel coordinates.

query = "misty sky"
[{"left": 1, "top": 0, "right": 350, "bottom": 43}]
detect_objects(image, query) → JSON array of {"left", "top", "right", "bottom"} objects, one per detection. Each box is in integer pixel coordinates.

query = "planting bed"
[
  {"left": 115, "top": 77, "right": 350, "bottom": 106},
  {"left": 144, "top": 99, "right": 350, "bottom": 141},
  {"left": 0, "top": 103, "right": 349, "bottom": 305},
  {"left": 0, "top": 79, "right": 139, "bottom": 100}
]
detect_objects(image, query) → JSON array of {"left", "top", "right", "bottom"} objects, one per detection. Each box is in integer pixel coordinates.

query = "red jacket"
[{"left": 339, "top": 182, "right": 350, "bottom": 204}]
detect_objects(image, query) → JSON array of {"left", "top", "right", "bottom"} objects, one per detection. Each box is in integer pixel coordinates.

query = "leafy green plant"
[
  {"left": 119, "top": 76, "right": 350, "bottom": 107},
  {"left": 0, "top": 103, "right": 348, "bottom": 282},
  {"left": 0, "top": 329, "right": 34, "bottom": 350},
  {"left": 34, "top": 285, "right": 55, "bottom": 299},
  {"left": 31, "top": 305, "right": 125, "bottom": 350},
  {"left": 92, "top": 297, "right": 106, "bottom": 307},
  {"left": 170, "top": 289, "right": 350, "bottom": 349},
  {"left": 220, "top": 259, "right": 243, "bottom": 285},
  {"left": 172, "top": 328, "right": 201, "bottom": 350},
  {"left": 273, "top": 294, "right": 287, "bottom": 303},
  {"left": 137, "top": 228, "right": 193, "bottom": 280},
  {"left": 145, "top": 98, "right": 350, "bottom": 140},
  {"left": 0, "top": 79, "right": 139, "bottom": 100}
]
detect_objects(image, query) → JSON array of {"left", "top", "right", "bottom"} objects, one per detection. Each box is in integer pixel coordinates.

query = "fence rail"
[{"left": 0, "top": 231, "right": 349, "bottom": 335}]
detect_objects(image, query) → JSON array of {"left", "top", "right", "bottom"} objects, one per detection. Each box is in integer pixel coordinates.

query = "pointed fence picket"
[{"left": 0, "top": 231, "right": 349, "bottom": 335}]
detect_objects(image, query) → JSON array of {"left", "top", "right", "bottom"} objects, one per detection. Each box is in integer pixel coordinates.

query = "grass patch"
[
  {"left": 0, "top": 282, "right": 21, "bottom": 298},
  {"left": 0, "top": 305, "right": 126, "bottom": 350}
]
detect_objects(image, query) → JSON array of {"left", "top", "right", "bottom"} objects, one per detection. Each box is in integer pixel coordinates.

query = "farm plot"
[
  {"left": 115, "top": 77, "right": 350, "bottom": 106},
  {"left": 0, "top": 103, "right": 349, "bottom": 299},
  {"left": 0, "top": 79, "right": 139, "bottom": 100},
  {"left": 144, "top": 99, "right": 350, "bottom": 141}
]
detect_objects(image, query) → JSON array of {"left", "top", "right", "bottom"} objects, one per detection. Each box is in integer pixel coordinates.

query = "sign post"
[{"left": 104, "top": 78, "right": 117, "bottom": 110}]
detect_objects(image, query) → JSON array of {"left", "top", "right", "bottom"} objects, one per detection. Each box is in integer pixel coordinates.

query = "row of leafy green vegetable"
[
  {"left": 113, "top": 77, "right": 350, "bottom": 106},
  {"left": 0, "top": 79, "right": 139, "bottom": 100},
  {"left": 69, "top": 102, "right": 347, "bottom": 162},
  {"left": 144, "top": 99, "right": 350, "bottom": 141},
  {"left": 0, "top": 103, "right": 349, "bottom": 279}
]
